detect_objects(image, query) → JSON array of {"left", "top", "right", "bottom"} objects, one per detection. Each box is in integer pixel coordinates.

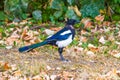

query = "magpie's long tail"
[{"left": 19, "top": 41, "right": 48, "bottom": 52}]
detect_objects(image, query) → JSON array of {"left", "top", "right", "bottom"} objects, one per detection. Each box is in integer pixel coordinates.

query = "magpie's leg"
[{"left": 58, "top": 48, "right": 68, "bottom": 61}]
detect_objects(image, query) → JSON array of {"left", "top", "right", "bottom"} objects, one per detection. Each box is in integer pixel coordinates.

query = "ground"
[
  {"left": 0, "top": 19, "right": 120, "bottom": 79},
  {"left": 0, "top": 46, "right": 120, "bottom": 79}
]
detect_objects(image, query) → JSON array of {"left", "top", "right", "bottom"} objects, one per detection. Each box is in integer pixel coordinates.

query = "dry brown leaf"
[
  {"left": 19, "top": 20, "right": 27, "bottom": 25},
  {"left": 115, "top": 41, "right": 120, "bottom": 45},
  {"left": 79, "top": 35, "right": 88, "bottom": 42},
  {"left": 50, "top": 75, "right": 57, "bottom": 80},
  {"left": 44, "top": 29, "right": 54, "bottom": 35},
  {"left": 62, "top": 71, "right": 75, "bottom": 80},
  {"left": 81, "top": 18, "right": 93, "bottom": 28},
  {"left": 109, "top": 50, "right": 118, "bottom": 55},
  {"left": 0, "top": 33, "right": 2, "bottom": 39},
  {"left": 109, "top": 50, "right": 120, "bottom": 58},
  {"left": 46, "top": 65, "right": 51, "bottom": 70},
  {"left": 50, "top": 27, "right": 61, "bottom": 31},
  {"left": 103, "top": 21, "right": 111, "bottom": 27},
  {"left": 86, "top": 51, "right": 95, "bottom": 57},
  {"left": 102, "top": 68, "right": 119, "bottom": 79},
  {"left": 33, "top": 31, "right": 40, "bottom": 36},
  {"left": 11, "top": 30, "right": 20, "bottom": 38},
  {"left": 11, "top": 64, "right": 17, "bottom": 71},
  {"left": 4, "top": 62, "right": 11, "bottom": 70},
  {"left": 21, "top": 29, "right": 36, "bottom": 41},
  {"left": 88, "top": 44, "right": 99, "bottom": 52},
  {"left": 95, "top": 15, "right": 104, "bottom": 22},
  {"left": 13, "top": 70, "right": 22, "bottom": 76},
  {"left": 7, "top": 22, "right": 18, "bottom": 26},
  {"left": 32, "top": 75, "right": 41, "bottom": 80},
  {"left": 118, "top": 31, "right": 120, "bottom": 37},
  {"left": 24, "top": 41, "right": 32, "bottom": 45},
  {"left": 6, "top": 46, "right": 12, "bottom": 49},
  {"left": 108, "top": 34, "right": 115, "bottom": 41},
  {"left": 0, "top": 40, "right": 4, "bottom": 45},
  {"left": 32, "top": 72, "right": 49, "bottom": 80},
  {"left": 99, "top": 36, "right": 106, "bottom": 44},
  {"left": 23, "top": 34, "right": 33, "bottom": 41},
  {"left": 21, "top": 27, "right": 28, "bottom": 39},
  {"left": 5, "top": 37, "right": 20, "bottom": 45},
  {"left": 89, "top": 47, "right": 99, "bottom": 52},
  {"left": 74, "top": 46, "right": 84, "bottom": 52},
  {"left": 80, "top": 30, "right": 88, "bottom": 35}
]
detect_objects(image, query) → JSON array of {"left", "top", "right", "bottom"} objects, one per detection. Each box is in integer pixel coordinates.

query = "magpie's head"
[{"left": 66, "top": 19, "right": 80, "bottom": 25}]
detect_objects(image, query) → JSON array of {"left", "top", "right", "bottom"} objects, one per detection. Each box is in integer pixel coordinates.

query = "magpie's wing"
[{"left": 46, "top": 27, "right": 72, "bottom": 41}]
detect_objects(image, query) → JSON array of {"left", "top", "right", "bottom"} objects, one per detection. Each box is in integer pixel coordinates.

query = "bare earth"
[{"left": 0, "top": 46, "right": 120, "bottom": 79}]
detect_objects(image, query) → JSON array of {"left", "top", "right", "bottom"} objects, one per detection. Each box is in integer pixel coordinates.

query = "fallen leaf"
[
  {"left": 108, "top": 34, "right": 115, "bottom": 41},
  {"left": 81, "top": 18, "right": 93, "bottom": 28},
  {"left": 118, "top": 31, "right": 120, "bottom": 37},
  {"left": 88, "top": 44, "right": 98, "bottom": 52},
  {"left": 13, "top": 70, "right": 22, "bottom": 76},
  {"left": 19, "top": 20, "right": 27, "bottom": 25},
  {"left": 46, "top": 65, "right": 51, "bottom": 70},
  {"left": 95, "top": 15, "right": 104, "bottom": 22},
  {"left": 0, "top": 40, "right": 4, "bottom": 45},
  {"left": 0, "top": 33, "right": 2, "bottom": 39},
  {"left": 116, "top": 70, "right": 120, "bottom": 77},
  {"left": 33, "top": 31, "right": 40, "bottom": 36},
  {"left": 86, "top": 51, "right": 95, "bottom": 57},
  {"left": 6, "top": 46, "right": 12, "bottom": 49},
  {"left": 4, "top": 62, "right": 11, "bottom": 70},
  {"left": 56, "top": 67, "right": 61, "bottom": 70},
  {"left": 79, "top": 36, "right": 88, "bottom": 42},
  {"left": 109, "top": 50, "right": 120, "bottom": 58},
  {"left": 112, "top": 53, "right": 120, "bottom": 58},
  {"left": 11, "top": 22, "right": 18, "bottom": 25},
  {"left": 74, "top": 46, "right": 84, "bottom": 52},
  {"left": 103, "top": 21, "right": 111, "bottom": 27},
  {"left": 21, "top": 26, "right": 28, "bottom": 39},
  {"left": 50, "top": 27, "right": 61, "bottom": 31},
  {"left": 80, "top": 30, "right": 88, "bottom": 35},
  {"left": 11, "top": 64, "right": 17, "bottom": 71},
  {"left": 99, "top": 36, "right": 106, "bottom": 44},
  {"left": 115, "top": 41, "right": 120, "bottom": 45},
  {"left": 62, "top": 71, "right": 74, "bottom": 80},
  {"left": 72, "top": 5, "right": 81, "bottom": 16},
  {"left": 44, "top": 29, "right": 54, "bottom": 35},
  {"left": 50, "top": 75, "right": 57, "bottom": 80},
  {"left": 32, "top": 75, "right": 40, "bottom": 79},
  {"left": 5, "top": 37, "right": 20, "bottom": 45}
]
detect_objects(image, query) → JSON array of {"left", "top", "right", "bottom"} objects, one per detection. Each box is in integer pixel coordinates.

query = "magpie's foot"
[{"left": 61, "top": 58, "right": 71, "bottom": 62}]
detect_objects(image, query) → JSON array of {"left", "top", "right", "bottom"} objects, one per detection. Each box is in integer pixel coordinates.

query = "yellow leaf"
[
  {"left": 72, "top": 5, "right": 81, "bottom": 16},
  {"left": 100, "top": 9, "right": 106, "bottom": 14}
]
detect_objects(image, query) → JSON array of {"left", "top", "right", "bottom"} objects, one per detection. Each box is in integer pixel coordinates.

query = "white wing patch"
[
  {"left": 56, "top": 35, "right": 72, "bottom": 48},
  {"left": 60, "top": 30, "right": 71, "bottom": 35},
  {"left": 47, "top": 35, "right": 53, "bottom": 38}
]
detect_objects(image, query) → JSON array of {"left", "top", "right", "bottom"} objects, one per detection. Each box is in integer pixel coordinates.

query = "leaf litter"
[{"left": 0, "top": 18, "right": 120, "bottom": 79}]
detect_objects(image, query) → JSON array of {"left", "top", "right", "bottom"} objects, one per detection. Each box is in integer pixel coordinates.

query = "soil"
[{"left": 0, "top": 47, "right": 120, "bottom": 79}]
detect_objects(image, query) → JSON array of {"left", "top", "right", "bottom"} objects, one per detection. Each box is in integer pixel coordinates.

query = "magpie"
[{"left": 19, "top": 19, "right": 80, "bottom": 61}]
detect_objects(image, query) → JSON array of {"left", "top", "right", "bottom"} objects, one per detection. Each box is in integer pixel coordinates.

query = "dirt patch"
[{"left": 0, "top": 47, "right": 120, "bottom": 79}]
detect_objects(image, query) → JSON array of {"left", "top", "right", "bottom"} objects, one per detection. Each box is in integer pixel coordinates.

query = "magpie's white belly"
[{"left": 56, "top": 35, "right": 73, "bottom": 48}]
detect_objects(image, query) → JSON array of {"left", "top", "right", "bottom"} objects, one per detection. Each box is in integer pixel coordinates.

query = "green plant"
[
  {"left": 1, "top": 0, "right": 119, "bottom": 23},
  {"left": 4, "top": 0, "right": 29, "bottom": 21},
  {"left": 80, "top": 0, "right": 104, "bottom": 18}
]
